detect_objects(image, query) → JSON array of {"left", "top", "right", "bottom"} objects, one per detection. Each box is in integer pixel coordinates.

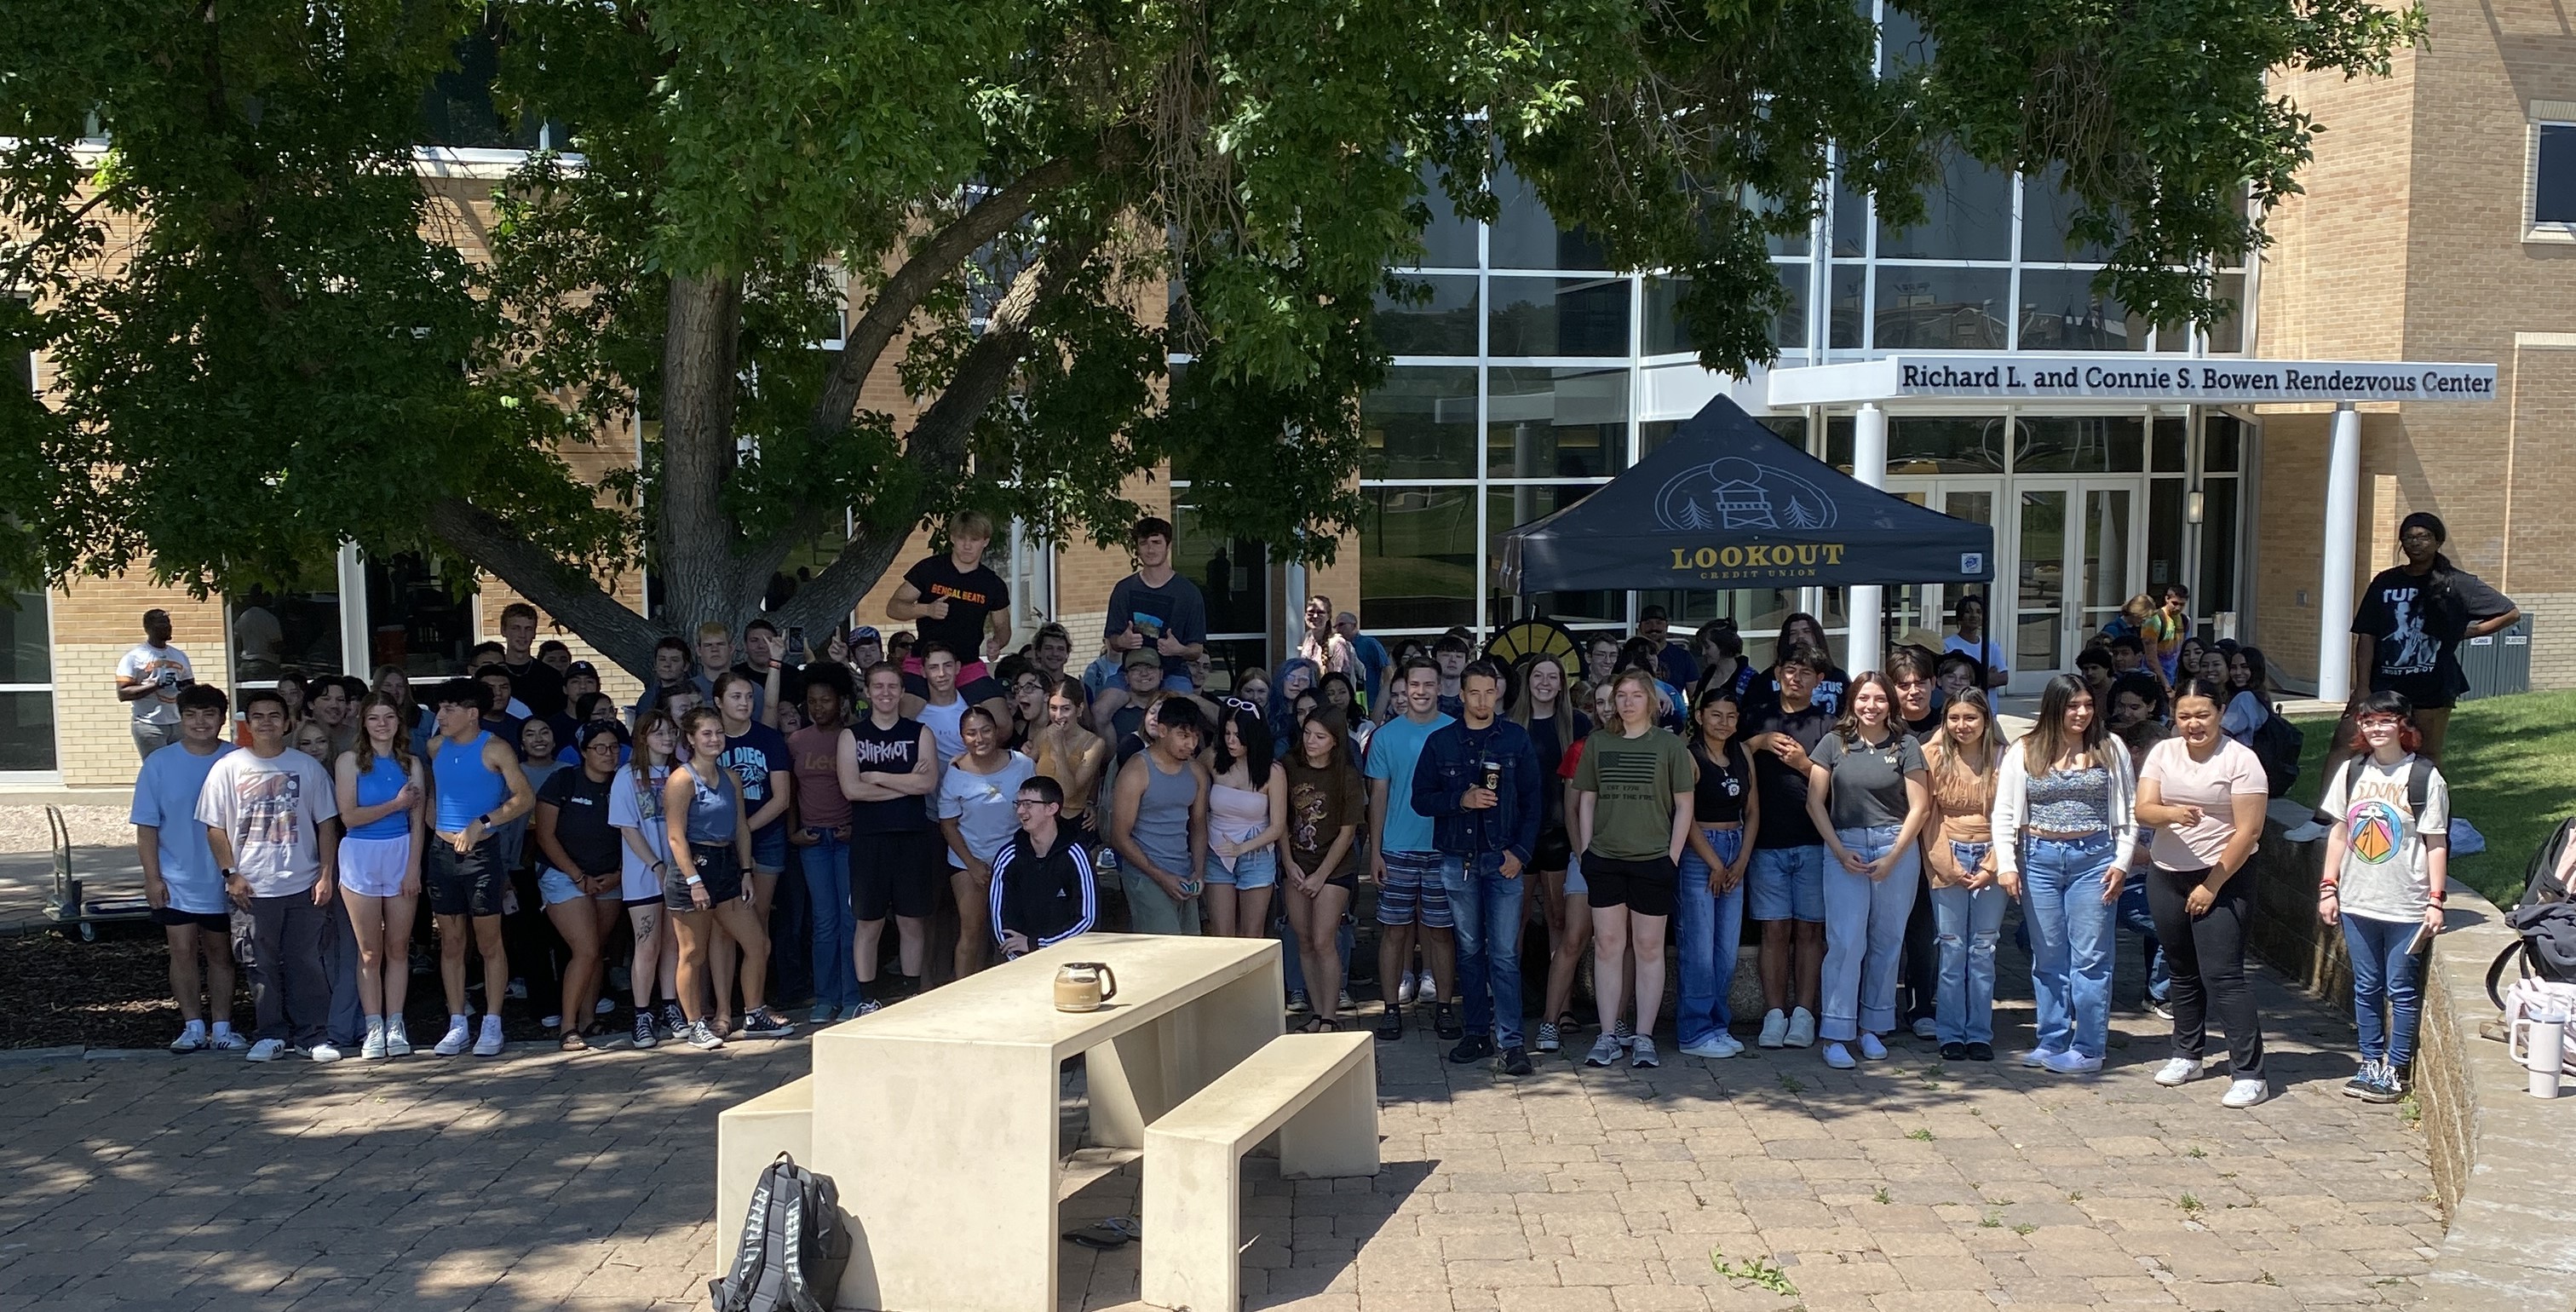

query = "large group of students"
[{"left": 116, "top": 509, "right": 2500, "bottom": 1108}]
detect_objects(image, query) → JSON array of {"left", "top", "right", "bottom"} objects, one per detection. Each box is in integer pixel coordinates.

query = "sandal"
[
  {"left": 559, "top": 1033, "right": 589, "bottom": 1053},
  {"left": 1373, "top": 1005, "right": 1403, "bottom": 1042},
  {"left": 1302, "top": 1016, "right": 1341, "bottom": 1034}
]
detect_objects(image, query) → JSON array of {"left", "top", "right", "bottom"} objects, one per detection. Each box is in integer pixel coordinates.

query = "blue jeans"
[
  {"left": 1675, "top": 826, "right": 1746, "bottom": 1047},
  {"left": 800, "top": 835, "right": 859, "bottom": 1010},
  {"left": 2343, "top": 912, "right": 2427, "bottom": 1067},
  {"left": 2021, "top": 833, "right": 2119, "bottom": 1060},
  {"left": 1930, "top": 841, "right": 2005, "bottom": 1045},
  {"left": 1440, "top": 851, "right": 1527, "bottom": 1047},
  {"left": 2116, "top": 863, "right": 2171, "bottom": 1002},
  {"left": 1820, "top": 826, "right": 1921, "bottom": 1044}
]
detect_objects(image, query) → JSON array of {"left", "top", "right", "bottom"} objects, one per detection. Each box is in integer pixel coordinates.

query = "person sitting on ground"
[
  {"left": 989, "top": 776, "right": 1099, "bottom": 958},
  {"left": 135, "top": 683, "right": 242, "bottom": 1053}
]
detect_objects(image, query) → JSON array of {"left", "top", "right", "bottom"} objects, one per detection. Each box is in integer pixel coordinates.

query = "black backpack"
[
  {"left": 2248, "top": 705, "right": 2303, "bottom": 797},
  {"left": 2486, "top": 816, "right": 2576, "bottom": 1007},
  {"left": 711, "top": 1153, "right": 850, "bottom": 1312},
  {"left": 2309, "top": 755, "right": 2435, "bottom": 828}
]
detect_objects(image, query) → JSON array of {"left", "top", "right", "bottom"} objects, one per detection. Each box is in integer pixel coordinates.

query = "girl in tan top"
[{"left": 1920, "top": 688, "right": 2004, "bottom": 1061}]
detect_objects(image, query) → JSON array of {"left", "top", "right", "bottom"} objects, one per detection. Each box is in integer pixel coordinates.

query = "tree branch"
[
  {"left": 773, "top": 235, "right": 1095, "bottom": 641},
  {"left": 425, "top": 497, "right": 662, "bottom": 676},
  {"left": 809, "top": 154, "right": 1083, "bottom": 441}
]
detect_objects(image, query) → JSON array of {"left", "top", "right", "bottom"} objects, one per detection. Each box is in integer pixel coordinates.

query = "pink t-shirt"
[{"left": 2141, "top": 736, "right": 2268, "bottom": 872}]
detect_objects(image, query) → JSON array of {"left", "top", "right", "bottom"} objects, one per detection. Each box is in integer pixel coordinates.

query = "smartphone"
[{"left": 788, "top": 625, "right": 806, "bottom": 660}]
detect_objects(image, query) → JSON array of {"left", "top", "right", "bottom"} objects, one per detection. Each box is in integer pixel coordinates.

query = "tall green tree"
[{"left": 0, "top": 0, "right": 2418, "bottom": 675}]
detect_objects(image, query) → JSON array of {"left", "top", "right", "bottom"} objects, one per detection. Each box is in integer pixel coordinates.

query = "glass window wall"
[{"left": 0, "top": 591, "right": 54, "bottom": 773}]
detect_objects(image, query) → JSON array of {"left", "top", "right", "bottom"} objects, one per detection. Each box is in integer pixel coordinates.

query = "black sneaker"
[
  {"left": 661, "top": 1003, "right": 687, "bottom": 1039},
  {"left": 740, "top": 1008, "right": 796, "bottom": 1039},
  {"left": 1500, "top": 1045, "right": 1532, "bottom": 1077},
  {"left": 1433, "top": 1001, "right": 1464, "bottom": 1041},
  {"left": 631, "top": 1011, "right": 658, "bottom": 1050},
  {"left": 2343, "top": 1059, "right": 2381, "bottom": 1099},
  {"left": 1447, "top": 1035, "right": 1496, "bottom": 1065},
  {"left": 1964, "top": 1042, "right": 1994, "bottom": 1062},
  {"left": 2146, "top": 995, "right": 2174, "bottom": 1021},
  {"left": 1939, "top": 1043, "right": 1968, "bottom": 1061},
  {"left": 2355, "top": 1062, "right": 2403, "bottom": 1104}
]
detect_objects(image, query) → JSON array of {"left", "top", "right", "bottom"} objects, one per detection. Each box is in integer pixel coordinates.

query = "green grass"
[{"left": 2288, "top": 688, "right": 2576, "bottom": 907}]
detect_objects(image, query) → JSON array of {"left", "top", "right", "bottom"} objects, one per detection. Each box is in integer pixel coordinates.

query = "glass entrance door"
[
  {"left": 2011, "top": 480, "right": 2139, "bottom": 690},
  {"left": 1889, "top": 479, "right": 2001, "bottom": 651}
]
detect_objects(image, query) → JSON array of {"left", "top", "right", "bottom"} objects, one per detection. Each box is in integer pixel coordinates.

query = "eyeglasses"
[
  {"left": 2357, "top": 715, "right": 2405, "bottom": 729},
  {"left": 1012, "top": 798, "right": 1056, "bottom": 809},
  {"left": 1222, "top": 696, "right": 1262, "bottom": 714}
]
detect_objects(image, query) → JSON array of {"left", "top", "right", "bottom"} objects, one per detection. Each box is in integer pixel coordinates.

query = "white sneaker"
[
  {"left": 432, "top": 1018, "right": 471, "bottom": 1056},
  {"left": 540, "top": 1014, "right": 562, "bottom": 1030},
  {"left": 1857, "top": 1033, "right": 1889, "bottom": 1062},
  {"left": 384, "top": 1017, "right": 412, "bottom": 1057},
  {"left": 2154, "top": 1057, "right": 2204, "bottom": 1087},
  {"left": 1784, "top": 1008, "right": 1816, "bottom": 1048},
  {"left": 209, "top": 1029, "right": 249, "bottom": 1051},
  {"left": 2040, "top": 1050, "right": 2103, "bottom": 1075},
  {"left": 2221, "top": 1078, "right": 2270, "bottom": 1108},
  {"left": 1821, "top": 1042, "right": 1858, "bottom": 1070},
  {"left": 1679, "top": 1034, "right": 1741, "bottom": 1059},
  {"left": 595, "top": 997, "right": 616, "bottom": 1015},
  {"left": 169, "top": 1027, "right": 209, "bottom": 1054},
  {"left": 1911, "top": 1016, "right": 1939, "bottom": 1040},
  {"left": 359, "top": 1019, "right": 388, "bottom": 1060},
  {"left": 245, "top": 1038, "right": 287, "bottom": 1062},
  {"left": 473, "top": 1015, "right": 505, "bottom": 1057},
  {"left": 2282, "top": 820, "right": 2327, "bottom": 843},
  {"left": 2017, "top": 1046, "right": 2065, "bottom": 1068},
  {"left": 1396, "top": 970, "right": 1419, "bottom": 1006},
  {"left": 1757, "top": 1009, "right": 1788, "bottom": 1049},
  {"left": 308, "top": 1042, "right": 342, "bottom": 1064}
]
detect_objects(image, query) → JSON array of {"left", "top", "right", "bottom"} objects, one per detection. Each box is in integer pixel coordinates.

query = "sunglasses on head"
[{"left": 1222, "top": 696, "right": 1262, "bottom": 715}]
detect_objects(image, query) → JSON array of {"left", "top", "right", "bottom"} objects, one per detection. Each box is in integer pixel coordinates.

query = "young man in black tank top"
[{"left": 836, "top": 664, "right": 940, "bottom": 1007}]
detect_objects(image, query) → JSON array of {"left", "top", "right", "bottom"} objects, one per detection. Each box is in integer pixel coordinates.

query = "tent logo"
[
  {"left": 1960, "top": 552, "right": 1985, "bottom": 576},
  {"left": 1655, "top": 458, "right": 1838, "bottom": 533}
]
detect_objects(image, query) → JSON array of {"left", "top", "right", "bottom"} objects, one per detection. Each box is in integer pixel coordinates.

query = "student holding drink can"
[{"left": 1412, "top": 661, "right": 1544, "bottom": 1074}]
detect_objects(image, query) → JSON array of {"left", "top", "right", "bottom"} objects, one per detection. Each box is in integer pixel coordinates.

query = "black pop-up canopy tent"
[{"left": 1497, "top": 396, "right": 1996, "bottom": 596}]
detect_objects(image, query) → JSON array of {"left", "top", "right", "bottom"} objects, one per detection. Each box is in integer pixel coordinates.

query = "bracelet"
[
  {"left": 2318, "top": 886, "right": 2338, "bottom": 897},
  {"left": 2429, "top": 889, "right": 2447, "bottom": 902}
]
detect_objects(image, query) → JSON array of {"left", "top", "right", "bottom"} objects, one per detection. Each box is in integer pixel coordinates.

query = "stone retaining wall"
[{"left": 2239, "top": 816, "right": 2576, "bottom": 1309}]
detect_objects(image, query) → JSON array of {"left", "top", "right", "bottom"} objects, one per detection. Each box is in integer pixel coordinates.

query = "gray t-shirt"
[
  {"left": 1812, "top": 731, "right": 1926, "bottom": 832},
  {"left": 194, "top": 749, "right": 339, "bottom": 898}
]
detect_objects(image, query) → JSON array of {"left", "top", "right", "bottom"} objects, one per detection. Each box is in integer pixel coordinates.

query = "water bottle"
[{"left": 2530, "top": 1006, "right": 2568, "bottom": 1100}]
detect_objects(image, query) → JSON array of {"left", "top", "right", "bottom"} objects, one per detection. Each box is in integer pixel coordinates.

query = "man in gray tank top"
[{"left": 1109, "top": 695, "right": 1209, "bottom": 935}]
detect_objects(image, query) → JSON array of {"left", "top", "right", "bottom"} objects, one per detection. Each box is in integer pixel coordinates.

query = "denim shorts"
[
  {"left": 1375, "top": 849, "right": 1453, "bottom": 929},
  {"left": 1564, "top": 855, "right": 1588, "bottom": 897},
  {"left": 1205, "top": 846, "right": 1279, "bottom": 891},
  {"left": 1747, "top": 843, "right": 1828, "bottom": 923},
  {"left": 538, "top": 867, "right": 618, "bottom": 906},
  {"left": 750, "top": 826, "right": 788, "bottom": 876}
]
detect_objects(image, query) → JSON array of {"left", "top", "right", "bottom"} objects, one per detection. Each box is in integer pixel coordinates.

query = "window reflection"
[
  {"left": 2015, "top": 416, "right": 2146, "bottom": 474},
  {"left": 1489, "top": 276, "right": 1630, "bottom": 356},
  {"left": 1647, "top": 266, "right": 1807, "bottom": 355},
  {"left": 2022, "top": 164, "right": 2113, "bottom": 263},
  {"left": 1876, "top": 153, "right": 2011, "bottom": 262},
  {"left": 1375, "top": 275, "right": 1480, "bottom": 356},
  {"left": 1487, "top": 368, "right": 1630, "bottom": 479},
  {"left": 1886, "top": 417, "right": 2009, "bottom": 475},
  {"left": 2017, "top": 269, "right": 2148, "bottom": 351},
  {"left": 1360, "top": 367, "right": 1479, "bottom": 480},
  {"left": 1872, "top": 267, "right": 2008, "bottom": 349},
  {"left": 1413, "top": 164, "right": 1481, "bottom": 268},
  {"left": 230, "top": 560, "right": 344, "bottom": 686},
  {"left": 363, "top": 554, "right": 474, "bottom": 678},
  {"left": 1360, "top": 486, "right": 1477, "bottom": 630},
  {"left": 1490, "top": 163, "right": 1609, "bottom": 270}
]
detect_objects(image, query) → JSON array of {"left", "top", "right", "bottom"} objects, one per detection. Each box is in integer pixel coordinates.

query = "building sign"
[{"left": 1768, "top": 354, "right": 2500, "bottom": 407}]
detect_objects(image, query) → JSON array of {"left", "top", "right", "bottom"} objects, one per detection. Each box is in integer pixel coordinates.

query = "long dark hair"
[
  {"left": 1687, "top": 683, "right": 1743, "bottom": 751},
  {"left": 1295, "top": 705, "right": 1362, "bottom": 782},
  {"left": 1215, "top": 705, "right": 1275, "bottom": 788},
  {"left": 1831, "top": 670, "right": 1900, "bottom": 745},
  {"left": 2025, "top": 672, "right": 2109, "bottom": 774}
]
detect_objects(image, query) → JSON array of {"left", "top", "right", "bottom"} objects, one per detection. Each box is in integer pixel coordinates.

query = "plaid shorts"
[{"left": 1374, "top": 849, "right": 1454, "bottom": 929}]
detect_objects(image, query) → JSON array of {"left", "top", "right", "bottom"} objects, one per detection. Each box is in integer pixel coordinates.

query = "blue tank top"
[
  {"left": 433, "top": 732, "right": 509, "bottom": 833},
  {"left": 683, "top": 764, "right": 739, "bottom": 844},
  {"left": 348, "top": 755, "right": 412, "bottom": 841}
]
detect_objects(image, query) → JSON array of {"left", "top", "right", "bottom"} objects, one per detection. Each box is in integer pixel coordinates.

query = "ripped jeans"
[{"left": 1930, "top": 840, "right": 2007, "bottom": 1046}]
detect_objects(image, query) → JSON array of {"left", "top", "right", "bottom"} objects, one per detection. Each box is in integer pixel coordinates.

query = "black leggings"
[{"left": 2146, "top": 866, "right": 2265, "bottom": 1077}]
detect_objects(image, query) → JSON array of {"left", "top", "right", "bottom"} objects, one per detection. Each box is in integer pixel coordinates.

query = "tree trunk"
[{"left": 655, "top": 269, "right": 754, "bottom": 647}]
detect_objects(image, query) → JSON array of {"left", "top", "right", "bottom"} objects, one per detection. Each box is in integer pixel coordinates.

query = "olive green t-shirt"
[{"left": 1572, "top": 728, "right": 1697, "bottom": 861}]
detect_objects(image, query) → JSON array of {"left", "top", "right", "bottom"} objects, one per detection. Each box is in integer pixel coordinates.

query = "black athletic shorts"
[
  {"left": 426, "top": 836, "right": 509, "bottom": 918},
  {"left": 666, "top": 842, "right": 747, "bottom": 912},
  {"left": 152, "top": 906, "right": 232, "bottom": 933},
  {"left": 851, "top": 830, "right": 940, "bottom": 921},
  {"left": 1582, "top": 853, "right": 1678, "bottom": 918}
]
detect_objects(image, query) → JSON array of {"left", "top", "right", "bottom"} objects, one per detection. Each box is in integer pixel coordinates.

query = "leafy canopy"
[{"left": 0, "top": 0, "right": 2418, "bottom": 670}]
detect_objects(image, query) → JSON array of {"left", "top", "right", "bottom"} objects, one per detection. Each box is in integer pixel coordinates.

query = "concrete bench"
[
  {"left": 1141, "top": 1031, "right": 1378, "bottom": 1311},
  {"left": 715, "top": 1073, "right": 814, "bottom": 1263}
]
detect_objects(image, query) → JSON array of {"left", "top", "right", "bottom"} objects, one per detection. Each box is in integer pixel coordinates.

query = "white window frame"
[
  {"left": 0, "top": 589, "right": 60, "bottom": 784},
  {"left": 2525, "top": 103, "right": 2576, "bottom": 244}
]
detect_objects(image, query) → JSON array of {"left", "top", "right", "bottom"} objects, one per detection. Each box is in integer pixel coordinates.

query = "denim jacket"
[{"left": 1411, "top": 718, "right": 1543, "bottom": 866}]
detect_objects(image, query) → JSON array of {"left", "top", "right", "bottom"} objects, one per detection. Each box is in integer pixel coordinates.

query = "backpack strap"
[
  {"left": 2314, "top": 756, "right": 2368, "bottom": 827},
  {"left": 2406, "top": 756, "right": 2434, "bottom": 818}
]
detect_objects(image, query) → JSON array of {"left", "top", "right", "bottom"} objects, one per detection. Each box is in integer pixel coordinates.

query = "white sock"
[
  {"left": 449, "top": 1013, "right": 470, "bottom": 1032},
  {"left": 181, "top": 1019, "right": 207, "bottom": 1037},
  {"left": 364, "top": 1015, "right": 385, "bottom": 1034},
  {"left": 480, "top": 1014, "right": 503, "bottom": 1031},
  {"left": 210, "top": 1021, "right": 235, "bottom": 1038}
]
